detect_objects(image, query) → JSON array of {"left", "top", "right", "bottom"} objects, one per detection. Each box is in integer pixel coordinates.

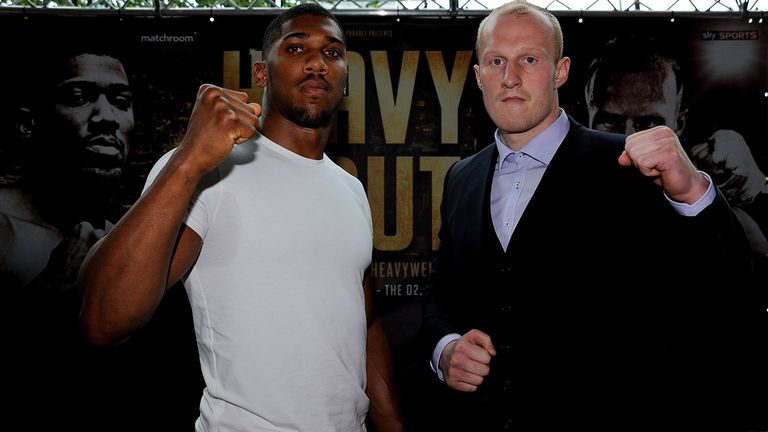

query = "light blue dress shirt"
[{"left": 490, "top": 110, "right": 570, "bottom": 250}]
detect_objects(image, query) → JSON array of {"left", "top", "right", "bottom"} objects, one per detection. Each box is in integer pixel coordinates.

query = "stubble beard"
[{"left": 283, "top": 103, "right": 336, "bottom": 129}]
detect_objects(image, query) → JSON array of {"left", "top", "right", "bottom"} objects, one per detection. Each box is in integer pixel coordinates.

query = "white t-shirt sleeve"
[{"left": 141, "top": 148, "right": 220, "bottom": 240}]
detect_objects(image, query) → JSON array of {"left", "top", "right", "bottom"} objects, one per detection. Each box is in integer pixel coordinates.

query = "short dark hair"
[
  {"left": 22, "top": 44, "right": 129, "bottom": 113},
  {"left": 585, "top": 35, "right": 684, "bottom": 108},
  {"left": 261, "top": 3, "right": 346, "bottom": 59}
]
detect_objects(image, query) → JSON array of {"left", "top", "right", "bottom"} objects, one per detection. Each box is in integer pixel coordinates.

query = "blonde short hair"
[{"left": 476, "top": 0, "right": 564, "bottom": 60}]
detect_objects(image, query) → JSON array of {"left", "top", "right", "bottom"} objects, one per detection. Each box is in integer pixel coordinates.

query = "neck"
[
  {"left": 259, "top": 110, "right": 330, "bottom": 160},
  {"left": 501, "top": 105, "right": 562, "bottom": 151}
]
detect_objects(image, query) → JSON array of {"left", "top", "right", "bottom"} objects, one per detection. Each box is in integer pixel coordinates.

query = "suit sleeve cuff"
[
  {"left": 666, "top": 171, "right": 716, "bottom": 217},
  {"left": 431, "top": 333, "right": 461, "bottom": 381}
]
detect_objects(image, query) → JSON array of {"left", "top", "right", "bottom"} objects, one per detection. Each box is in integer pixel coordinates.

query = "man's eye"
[
  {"left": 325, "top": 48, "right": 341, "bottom": 58},
  {"left": 638, "top": 119, "right": 663, "bottom": 130},
  {"left": 523, "top": 56, "right": 537, "bottom": 65},
  {"left": 59, "top": 89, "right": 90, "bottom": 107},
  {"left": 287, "top": 45, "right": 303, "bottom": 54},
  {"left": 595, "top": 122, "right": 623, "bottom": 134},
  {"left": 109, "top": 93, "right": 133, "bottom": 111},
  {"left": 490, "top": 58, "right": 504, "bottom": 66}
]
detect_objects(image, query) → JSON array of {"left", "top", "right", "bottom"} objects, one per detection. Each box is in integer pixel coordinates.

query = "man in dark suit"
[{"left": 421, "top": 1, "right": 766, "bottom": 430}]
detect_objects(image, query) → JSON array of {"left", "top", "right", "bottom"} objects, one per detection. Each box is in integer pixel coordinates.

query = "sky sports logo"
[
  {"left": 140, "top": 33, "right": 195, "bottom": 43},
  {"left": 700, "top": 30, "right": 759, "bottom": 41}
]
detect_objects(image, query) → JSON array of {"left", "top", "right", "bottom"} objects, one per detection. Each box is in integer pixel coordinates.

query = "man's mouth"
[
  {"left": 298, "top": 78, "right": 330, "bottom": 95},
  {"left": 502, "top": 95, "right": 525, "bottom": 103},
  {"left": 82, "top": 136, "right": 125, "bottom": 166}
]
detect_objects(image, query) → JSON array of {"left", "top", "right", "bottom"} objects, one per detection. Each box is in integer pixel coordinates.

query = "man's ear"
[
  {"left": 344, "top": 66, "right": 349, "bottom": 96},
  {"left": 553, "top": 56, "right": 570, "bottom": 90},
  {"left": 252, "top": 61, "right": 268, "bottom": 88},
  {"left": 474, "top": 64, "right": 483, "bottom": 90},
  {"left": 15, "top": 107, "right": 34, "bottom": 140}
]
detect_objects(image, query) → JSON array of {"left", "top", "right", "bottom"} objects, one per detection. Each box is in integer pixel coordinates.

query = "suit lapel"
[
  {"left": 507, "top": 118, "right": 590, "bottom": 246},
  {"left": 455, "top": 144, "right": 499, "bottom": 258}
]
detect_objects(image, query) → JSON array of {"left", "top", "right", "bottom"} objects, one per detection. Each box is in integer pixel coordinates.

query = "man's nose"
[
  {"left": 304, "top": 51, "right": 328, "bottom": 74},
  {"left": 91, "top": 94, "right": 119, "bottom": 124},
  {"left": 624, "top": 120, "right": 640, "bottom": 135},
  {"left": 501, "top": 63, "right": 521, "bottom": 89}
]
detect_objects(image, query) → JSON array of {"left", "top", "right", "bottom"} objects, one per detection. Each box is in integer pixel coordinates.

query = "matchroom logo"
[{"left": 140, "top": 33, "right": 196, "bottom": 43}]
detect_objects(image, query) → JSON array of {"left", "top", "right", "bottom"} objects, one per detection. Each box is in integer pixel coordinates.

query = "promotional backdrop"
[{"left": 1, "top": 11, "right": 766, "bottom": 430}]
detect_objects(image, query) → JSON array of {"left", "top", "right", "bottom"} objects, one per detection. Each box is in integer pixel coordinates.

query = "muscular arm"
[
  {"left": 78, "top": 85, "right": 260, "bottom": 346},
  {"left": 77, "top": 156, "right": 205, "bottom": 346},
  {"left": 364, "top": 272, "right": 405, "bottom": 432}
]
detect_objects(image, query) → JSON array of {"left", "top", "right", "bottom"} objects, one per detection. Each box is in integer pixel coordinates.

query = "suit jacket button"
[{"left": 502, "top": 379, "right": 512, "bottom": 391}]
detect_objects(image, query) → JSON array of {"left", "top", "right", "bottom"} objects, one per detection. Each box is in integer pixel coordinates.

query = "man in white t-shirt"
[{"left": 78, "top": 4, "right": 404, "bottom": 431}]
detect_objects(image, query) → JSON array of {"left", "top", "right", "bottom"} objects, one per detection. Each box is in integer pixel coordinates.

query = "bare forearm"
[
  {"left": 78, "top": 156, "right": 202, "bottom": 345},
  {"left": 366, "top": 318, "right": 405, "bottom": 432}
]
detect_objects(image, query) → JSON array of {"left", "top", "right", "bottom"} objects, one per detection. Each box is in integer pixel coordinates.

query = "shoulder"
[
  {"left": 0, "top": 193, "right": 12, "bottom": 248},
  {"left": 569, "top": 118, "right": 625, "bottom": 152},
  {"left": 0, "top": 187, "right": 24, "bottom": 213},
  {"left": 561, "top": 118, "right": 627, "bottom": 167},
  {"left": 448, "top": 143, "right": 496, "bottom": 180},
  {"left": 0, "top": 187, "right": 40, "bottom": 223},
  {"left": 327, "top": 157, "right": 367, "bottom": 198},
  {"left": 0, "top": 187, "right": 59, "bottom": 261},
  {"left": 144, "top": 148, "right": 178, "bottom": 192},
  {"left": 143, "top": 146, "right": 229, "bottom": 195}
]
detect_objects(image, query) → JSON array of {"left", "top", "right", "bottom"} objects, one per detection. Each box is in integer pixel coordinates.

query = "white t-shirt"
[{"left": 145, "top": 134, "right": 373, "bottom": 431}]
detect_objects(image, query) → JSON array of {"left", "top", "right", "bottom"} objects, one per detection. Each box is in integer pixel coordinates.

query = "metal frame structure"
[{"left": 0, "top": 0, "right": 764, "bottom": 20}]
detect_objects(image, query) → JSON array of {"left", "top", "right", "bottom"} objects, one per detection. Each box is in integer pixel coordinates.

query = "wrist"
[{"left": 673, "top": 172, "right": 710, "bottom": 205}]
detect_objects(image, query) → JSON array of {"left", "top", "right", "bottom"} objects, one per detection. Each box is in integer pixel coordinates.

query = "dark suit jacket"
[{"left": 421, "top": 117, "right": 765, "bottom": 431}]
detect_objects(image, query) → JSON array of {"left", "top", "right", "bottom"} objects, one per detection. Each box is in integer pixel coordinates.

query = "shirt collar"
[{"left": 494, "top": 109, "right": 570, "bottom": 169}]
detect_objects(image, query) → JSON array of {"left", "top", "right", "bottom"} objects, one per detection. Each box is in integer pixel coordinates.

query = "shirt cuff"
[
  {"left": 665, "top": 171, "right": 716, "bottom": 217},
  {"left": 431, "top": 333, "right": 461, "bottom": 381}
]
